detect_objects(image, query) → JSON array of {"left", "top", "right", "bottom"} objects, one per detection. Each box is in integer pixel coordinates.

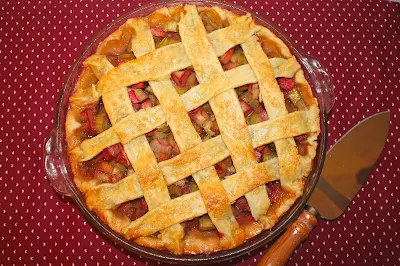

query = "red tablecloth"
[{"left": 1, "top": 0, "right": 399, "bottom": 265}]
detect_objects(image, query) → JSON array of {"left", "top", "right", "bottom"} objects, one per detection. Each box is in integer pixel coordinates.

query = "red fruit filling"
[
  {"left": 261, "top": 146, "right": 274, "bottom": 161},
  {"left": 117, "top": 198, "right": 148, "bottom": 221},
  {"left": 190, "top": 107, "right": 210, "bottom": 127},
  {"left": 294, "top": 134, "right": 309, "bottom": 155},
  {"left": 97, "top": 160, "right": 114, "bottom": 174},
  {"left": 216, "top": 231, "right": 224, "bottom": 239},
  {"left": 294, "top": 134, "right": 308, "bottom": 143},
  {"left": 128, "top": 90, "right": 141, "bottom": 104},
  {"left": 171, "top": 69, "right": 194, "bottom": 87},
  {"left": 297, "top": 143, "right": 308, "bottom": 156},
  {"left": 150, "top": 28, "right": 178, "bottom": 39},
  {"left": 239, "top": 99, "right": 254, "bottom": 117},
  {"left": 248, "top": 83, "right": 260, "bottom": 101},
  {"left": 133, "top": 89, "right": 149, "bottom": 102},
  {"left": 167, "top": 133, "right": 180, "bottom": 156},
  {"left": 131, "top": 82, "right": 146, "bottom": 89},
  {"left": 127, "top": 85, "right": 159, "bottom": 111},
  {"left": 91, "top": 158, "right": 127, "bottom": 184},
  {"left": 151, "top": 28, "right": 167, "bottom": 37},
  {"left": 186, "top": 71, "right": 198, "bottom": 88},
  {"left": 168, "top": 178, "right": 199, "bottom": 199},
  {"left": 214, "top": 164, "right": 225, "bottom": 178},
  {"left": 181, "top": 184, "right": 191, "bottom": 195},
  {"left": 219, "top": 48, "right": 234, "bottom": 64},
  {"left": 150, "top": 138, "right": 173, "bottom": 162},
  {"left": 214, "top": 157, "right": 235, "bottom": 178},
  {"left": 254, "top": 147, "right": 263, "bottom": 163},
  {"left": 132, "top": 103, "right": 141, "bottom": 111},
  {"left": 235, "top": 212, "right": 256, "bottom": 226},
  {"left": 188, "top": 105, "right": 220, "bottom": 140},
  {"left": 266, "top": 181, "right": 288, "bottom": 204},
  {"left": 257, "top": 109, "right": 269, "bottom": 121},
  {"left": 98, "top": 143, "right": 131, "bottom": 168},
  {"left": 141, "top": 99, "right": 153, "bottom": 109},
  {"left": 235, "top": 197, "right": 251, "bottom": 212},
  {"left": 79, "top": 107, "right": 97, "bottom": 137},
  {"left": 175, "top": 179, "right": 187, "bottom": 187},
  {"left": 222, "top": 62, "right": 239, "bottom": 71},
  {"left": 277, "top": 78, "right": 295, "bottom": 91}
]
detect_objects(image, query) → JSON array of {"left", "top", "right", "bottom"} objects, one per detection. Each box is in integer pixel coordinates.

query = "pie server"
[{"left": 258, "top": 111, "right": 390, "bottom": 266}]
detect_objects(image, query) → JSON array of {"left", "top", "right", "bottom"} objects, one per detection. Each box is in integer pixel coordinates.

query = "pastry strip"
[
  {"left": 73, "top": 64, "right": 257, "bottom": 160},
  {"left": 83, "top": 55, "right": 114, "bottom": 79},
  {"left": 151, "top": 80, "right": 245, "bottom": 248},
  {"left": 123, "top": 159, "right": 280, "bottom": 238},
  {"left": 241, "top": 36, "right": 301, "bottom": 189},
  {"left": 139, "top": 12, "right": 244, "bottom": 246},
  {"left": 85, "top": 33, "right": 185, "bottom": 253},
  {"left": 86, "top": 175, "right": 143, "bottom": 210},
  {"left": 75, "top": 54, "right": 298, "bottom": 108},
  {"left": 102, "top": 88, "right": 135, "bottom": 125},
  {"left": 269, "top": 56, "right": 301, "bottom": 78},
  {"left": 125, "top": 19, "right": 185, "bottom": 253},
  {"left": 83, "top": 53, "right": 135, "bottom": 126},
  {"left": 97, "top": 18, "right": 256, "bottom": 95},
  {"left": 72, "top": 58, "right": 299, "bottom": 161},
  {"left": 163, "top": 109, "right": 319, "bottom": 184},
  {"left": 179, "top": 5, "right": 270, "bottom": 220},
  {"left": 86, "top": 110, "right": 319, "bottom": 210}
]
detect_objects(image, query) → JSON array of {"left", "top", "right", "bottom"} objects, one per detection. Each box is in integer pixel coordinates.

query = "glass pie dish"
[{"left": 44, "top": 0, "right": 334, "bottom": 263}]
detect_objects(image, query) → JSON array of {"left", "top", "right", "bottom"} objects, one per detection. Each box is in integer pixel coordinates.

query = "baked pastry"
[{"left": 66, "top": 4, "right": 320, "bottom": 255}]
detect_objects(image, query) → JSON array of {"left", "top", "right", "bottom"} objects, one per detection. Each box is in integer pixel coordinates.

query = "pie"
[{"left": 65, "top": 4, "right": 320, "bottom": 255}]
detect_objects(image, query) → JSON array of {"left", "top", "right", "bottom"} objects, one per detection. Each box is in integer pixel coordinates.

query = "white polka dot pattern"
[{"left": 0, "top": 0, "right": 399, "bottom": 265}]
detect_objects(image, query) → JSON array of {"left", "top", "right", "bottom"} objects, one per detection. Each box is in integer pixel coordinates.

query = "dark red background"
[{"left": 0, "top": 0, "right": 399, "bottom": 265}]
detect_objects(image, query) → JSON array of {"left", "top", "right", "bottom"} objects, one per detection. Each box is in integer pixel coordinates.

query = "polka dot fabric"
[{"left": 0, "top": 0, "right": 398, "bottom": 265}]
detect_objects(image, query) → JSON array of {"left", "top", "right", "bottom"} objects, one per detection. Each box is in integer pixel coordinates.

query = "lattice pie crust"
[{"left": 65, "top": 5, "right": 320, "bottom": 255}]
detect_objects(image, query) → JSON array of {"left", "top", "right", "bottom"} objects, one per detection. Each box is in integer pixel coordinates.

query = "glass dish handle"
[
  {"left": 44, "top": 129, "right": 72, "bottom": 196},
  {"left": 301, "top": 54, "right": 335, "bottom": 114}
]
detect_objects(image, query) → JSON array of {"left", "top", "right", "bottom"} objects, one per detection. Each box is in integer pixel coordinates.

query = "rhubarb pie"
[{"left": 66, "top": 4, "right": 320, "bottom": 255}]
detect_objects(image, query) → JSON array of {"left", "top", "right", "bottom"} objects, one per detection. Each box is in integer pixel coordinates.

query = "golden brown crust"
[
  {"left": 241, "top": 35, "right": 301, "bottom": 196},
  {"left": 71, "top": 60, "right": 299, "bottom": 162},
  {"left": 117, "top": 19, "right": 186, "bottom": 253},
  {"left": 86, "top": 174, "right": 143, "bottom": 210},
  {"left": 180, "top": 5, "right": 271, "bottom": 221},
  {"left": 96, "top": 20, "right": 258, "bottom": 96},
  {"left": 149, "top": 9, "right": 245, "bottom": 248},
  {"left": 73, "top": 109, "right": 317, "bottom": 203},
  {"left": 82, "top": 110, "right": 319, "bottom": 210},
  {"left": 256, "top": 27, "right": 292, "bottom": 59},
  {"left": 65, "top": 4, "right": 320, "bottom": 255},
  {"left": 123, "top": 160, "right": 280, "bottom": 238}
]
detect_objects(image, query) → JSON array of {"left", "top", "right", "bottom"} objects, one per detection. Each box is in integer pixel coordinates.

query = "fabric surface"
[{"left": 0, "top": 0, "right": 399, "bottom": 265}]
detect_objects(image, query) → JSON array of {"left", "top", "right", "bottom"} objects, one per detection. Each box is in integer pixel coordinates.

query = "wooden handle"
[{"left": 258, "top": 209, "right": 319, "bottom": 266}]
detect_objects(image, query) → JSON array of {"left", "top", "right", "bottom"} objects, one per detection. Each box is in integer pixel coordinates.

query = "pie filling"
[{"left": 66, "top": 5, "right": 320, "bottom": 255}]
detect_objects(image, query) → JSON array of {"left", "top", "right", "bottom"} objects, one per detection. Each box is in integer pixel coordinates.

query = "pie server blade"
[
  {"left": 258, "top": 111, "right": 390, "bottom": 266},
  {"left": 307, "top": 110, "right": 390, "bottom": 220}
]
